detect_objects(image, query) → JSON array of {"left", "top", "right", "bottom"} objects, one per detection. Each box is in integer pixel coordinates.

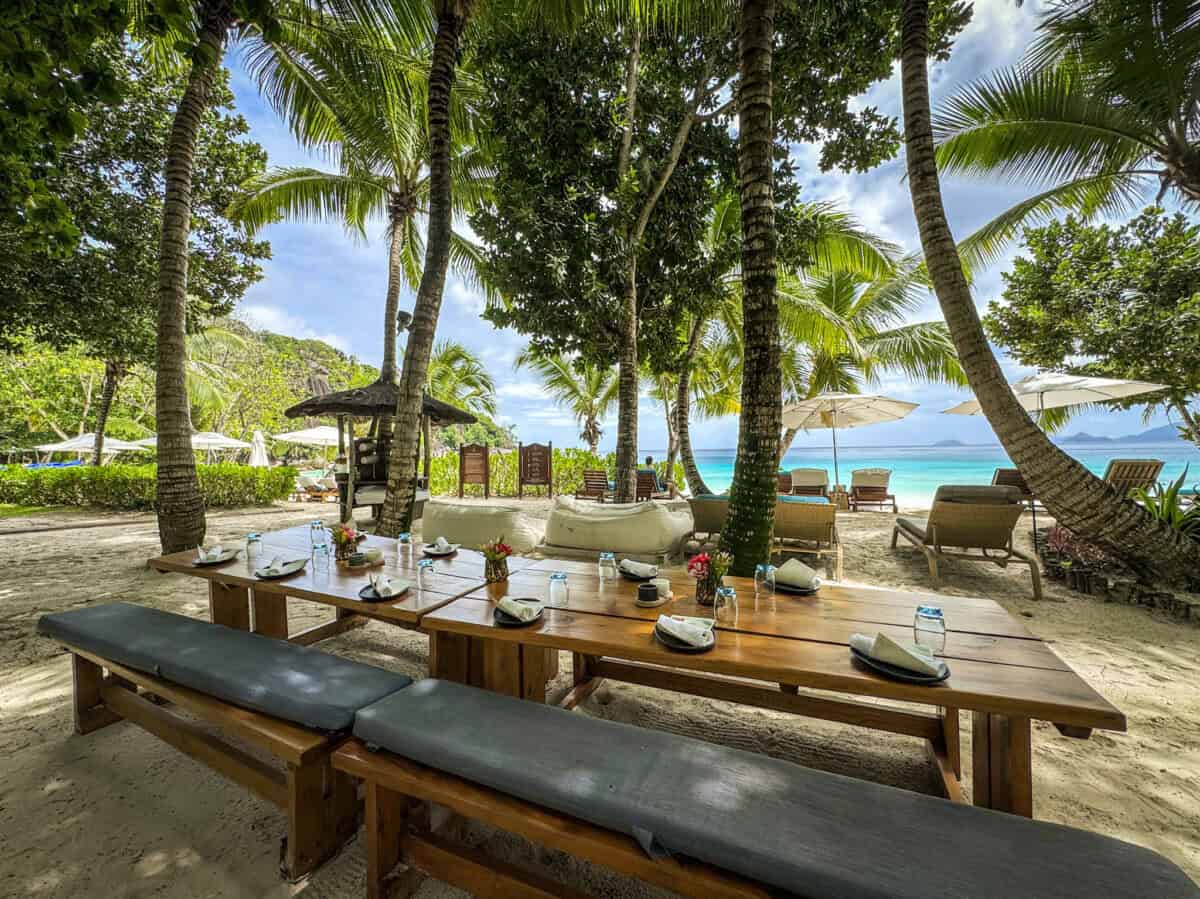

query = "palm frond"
[{"left": 228, "top": 167, "right": 390, "bottom": 237}]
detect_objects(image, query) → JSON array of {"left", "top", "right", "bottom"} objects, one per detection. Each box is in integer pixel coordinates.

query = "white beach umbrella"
[
  {"left": 942, "top": 373, "right": 1167, "bottom": 416},
  {"left": 132, "top": 431, "right": 251, "bottom": 450},
  {"left": 272, "top": 425, "right": 342, "bottom": 448},
  {"left": 781, "top": 393, "right": 919, "bottom": 486},
  {"left": 248, "top": 430, "right": 269, "bottom": 467},
  {"left": 36, "top": 433, "right": 150, "bottom": 454}
]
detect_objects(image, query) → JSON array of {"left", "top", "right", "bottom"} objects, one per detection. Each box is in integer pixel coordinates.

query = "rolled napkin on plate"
[
  {"left": 196, "top": 544, "right": 225, "bottom": 562},
  {"left": 619, "top": 558, "right": 659, "bottom": 578},
  {"left": 432, "top": 536, "right": 452, "bottom": 552},
  {"left": 259, "top": 555, "right": 286, "bottom": 576},
  {"left": 656, "top": 614, "right": 714, "bottom": 647},
  {"left": 369, "top": 573, "right": 410, "bottom": 598},
  {"left": 849, "top": 632, "right": 941, "bottom": 677},
  {"left": 497, "top": 597, "right": 543, "bottom": 622},
  {"left": 775, "top": 558, "right": 819, "bottom": 590}
]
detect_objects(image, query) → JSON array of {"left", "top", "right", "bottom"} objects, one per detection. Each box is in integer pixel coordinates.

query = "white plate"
[
  {"left": 254, "top": 559, "right": 308, "bottom": 579},
  {"left": 422, "top": 544, "right": 460, "bottom": 557}
]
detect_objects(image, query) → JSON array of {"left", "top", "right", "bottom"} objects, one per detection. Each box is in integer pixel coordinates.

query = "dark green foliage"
[
  {"left": 985, "top": 208, "right": 1200, "bottom": 442},
  {"left": 1133, "top": 467, "right": 1200, "bottom": 541},
  {"left": 0, "top": 464, "right": 297, "bottom": 510}
]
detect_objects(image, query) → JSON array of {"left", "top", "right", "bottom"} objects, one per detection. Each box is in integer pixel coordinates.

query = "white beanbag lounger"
[
  {"left": 543, "top": 496, "right": 693, "bottom": 557},
  {"left": 421, "top": 501, "right": 542, "bottom": 554}
]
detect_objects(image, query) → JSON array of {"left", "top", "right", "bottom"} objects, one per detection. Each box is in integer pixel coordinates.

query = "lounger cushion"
[
  {"left": 779, "top": 494, "right": 830, "bottom": 504},
  {"left": 38, "top": 602, "right": 412, "bottom": 731},
  {"left": 355, "top": 679, "right": 1194, "bottom": 899},
  {"left": 933, "top": 484, "right": 1020, "bottom": 505},
  {"left": 896, "top": 516, "right": 928, "bottom": 540}
]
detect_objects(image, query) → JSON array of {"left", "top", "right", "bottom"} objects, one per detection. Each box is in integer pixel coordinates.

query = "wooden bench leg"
[
  {"left": 252, "top": 590, "right": 289, "bottom": 639},
  {"left": 209, "top": 581, "right": 251, "bottom": 630},
  {"left": 72, "top": 655, "right": 122, "bottom": 735},
  {"left": 284, "top": 756, "right": 359, "bottom": 881},
  {"left": 972, "top": 712, "right": 1032, "bottom": 817},
  {"left": 366, "top": 781, "right": 424, "bottom": 899}
]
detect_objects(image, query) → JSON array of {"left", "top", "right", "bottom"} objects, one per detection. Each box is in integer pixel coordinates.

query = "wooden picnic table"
[{"left": 420, "top": 561, "right": 1127, "bottom": 818}]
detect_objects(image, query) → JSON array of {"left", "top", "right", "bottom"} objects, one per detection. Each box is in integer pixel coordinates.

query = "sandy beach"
[{"left": 2, "top": 498, "right": 1197, "bottom": 897}]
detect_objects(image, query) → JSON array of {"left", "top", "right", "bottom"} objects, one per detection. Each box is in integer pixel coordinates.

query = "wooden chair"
[
  {"left": 773, "top": 498, "right": 842, "bottom": 579},
  {"left": 891, "top": 485, "right": 1042, "bottom": 601},
  {"left": 788, "top": 467, "right": 829, "bottom": 497},
  {"left": 1103, "top": 459, "right": 1164, "bottom": 497},
  {"left": 636, "top": 469, "right": 671, "bottom": 502},
  {"left": 849, "top": 468, "right": 896, "bottom": 512},
  {"left": 776, "top": 471, "right": 793, "bottom": 494},
  {"left": 574, "top": 469, "right": 611, "bottom": 502}
]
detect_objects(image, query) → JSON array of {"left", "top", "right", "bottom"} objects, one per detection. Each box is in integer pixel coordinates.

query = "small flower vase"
[
  {"left": 485, "top": 557, "right": 509, "bottom": 583},
  {"left": 335, "top": 542, "right": 354, "bottom": 562},
  {"left": 695, "top": 576, "right": 718, "bottom": 606}
]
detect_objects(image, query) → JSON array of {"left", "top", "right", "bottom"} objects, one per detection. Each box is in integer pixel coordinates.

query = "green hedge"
[
  {"left": 0, "top": 463, "right": 297, "bottom": 511},
  {"left": 427, "top": 448, "right": 685, "bottom": 498}
]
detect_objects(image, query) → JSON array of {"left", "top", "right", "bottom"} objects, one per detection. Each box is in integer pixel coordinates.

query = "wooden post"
[
  {"left": 337, "top": 414, "right": 349, "bottom": 524},
  {"left": 346, "top": 418, "right": 357, "bottom": 526},
  {"left": 422, "top": 414, "right": 432, "bottom": 486},
  {"left": 971, "top": 711, "right": 1032, "bottom": 817}
]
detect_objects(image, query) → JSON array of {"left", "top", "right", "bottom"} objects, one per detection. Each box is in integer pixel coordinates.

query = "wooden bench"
[{"left": 66, "top": 645, "right": 357, "bottom": 880}]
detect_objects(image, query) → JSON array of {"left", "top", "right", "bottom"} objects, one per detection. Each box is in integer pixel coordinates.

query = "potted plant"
[
  {"left": 330, "top": 522, "right": 364, "bottom": 561},
  {"left": 687, "top": 550, "right": 732, "bottom": 606},
  {"left": 480, "top": 536, "right": 513, "bottom": 583}
]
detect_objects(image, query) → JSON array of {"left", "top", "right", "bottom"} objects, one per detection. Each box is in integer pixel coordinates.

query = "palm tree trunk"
[
  {"left": 663, "top": 395, "right": 679, "bottom": 491},
  {"left": 154, "top": 2, "right": 229, "bottom": 553},
  {"left": 613, "top": 264, "right": 640, "bottom": 502},
  {"left": 677, "top": 316, "right": 712, "bottom": 496},
  {"left": 777, "top": 425, "right": 799, "bottom": 465},
  {"left": 900, "top": 0, "right": 1200, "bottom": 581},
  {"left": 380, "top": 207, "right": 410, "bottom": 382},
  {"left": 91, "top": 360, "right": 125, "bottom": 466},
  {"left": 378, "top": 4, "right": 468, "bottom": 536},
  {"left": 722, "top": 0, "right": 780, "bottom": 577}
]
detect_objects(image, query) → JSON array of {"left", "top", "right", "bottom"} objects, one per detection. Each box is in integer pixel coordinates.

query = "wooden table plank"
[{"left": 420, "top": 599, "right": 1125, "bottom": 731}]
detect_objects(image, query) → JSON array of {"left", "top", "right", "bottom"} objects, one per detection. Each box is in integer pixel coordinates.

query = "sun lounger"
[
  {"left": 687, "top": 494, "right": 728, "bottom": 552},
  {"left": 774, "top": 495, "right": 842, "bottom": 578},
  {"left": 37, "top": 603, "right": 413, "bottom": 879},
  {"left": 789, "top": 467, "right": 829, "bottom": 497},
  {"left": 892, "top": 485, "right": 1043, "bottom": 601},
  {"left": 575, "top": 468, "right": 612, "bottom": 502},
  {"left": 1103, "top": 458, "right": 1165, "bottom": 497},
  {"left": 334, "top": 678, "right": 1197, "bottom": 899},
  {"left": 297, "top": 475, "right": 337, "bottom": 502},
  {"left": 636, "top": 469, "right": 672, "bottom": 501},
  {"left": 849, "top": 467, "right": 897, "bottom": 512}
]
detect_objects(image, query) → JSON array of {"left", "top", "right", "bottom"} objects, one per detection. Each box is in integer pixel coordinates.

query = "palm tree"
[
  {"left": 898, "top": 0, "right": 1200, "bottom": 580},
  {"left": 515, "top": 351, "right": 619, "bottom": 455},
  {"left": 137, "top": 0, "right": 408, "bottom": 552},
  {"left": 934, "top": 0, "right": 1200, "bottom": 270},
  {"left": 426, "top": 339, "right": 497, "bottom": 418}
]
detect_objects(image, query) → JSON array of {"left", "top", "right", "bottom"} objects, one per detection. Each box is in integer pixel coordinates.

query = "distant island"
[
  {"left": 931, "top": 439, "right": 967, "bottom": 447},
  {"left": 1059, "top": 424, "right": 1185, "bottom": 445}
]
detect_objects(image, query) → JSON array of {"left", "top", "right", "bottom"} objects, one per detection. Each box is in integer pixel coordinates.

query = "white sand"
[{"left": 1, "top": 499, "right": 1197, "bottom": 897}]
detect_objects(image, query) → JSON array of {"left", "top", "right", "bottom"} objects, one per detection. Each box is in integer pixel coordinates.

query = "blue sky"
[{"left": 225, "top": 0, "right": 1179, "bottom": 451}]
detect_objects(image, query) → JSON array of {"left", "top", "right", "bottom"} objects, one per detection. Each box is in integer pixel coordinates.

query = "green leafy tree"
[
  {"left": 934, "top": 0, "right": 1200, "bottom": 270},
  {"left": 898, "top": 0, "right": 1200, "bottom": 581},
  {"left": 515, "top": 352, "right": 619, "bottom": 455},
  {"left": 0, "top": 45, "right": 269, "bottom": 464},
  {"left": 985, "top": 208, "right": 1200, "bottom": 444}
]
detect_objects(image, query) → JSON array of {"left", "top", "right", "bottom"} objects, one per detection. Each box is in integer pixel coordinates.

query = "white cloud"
[
  {"left": 498, "top": 381, "right": 550, "bottom": 399},
  {"left": 238, "top": 304, "right": 350, "bottom": 352},
  {"left": 446, "top": 278, "right": 486, "bottom": 314}
]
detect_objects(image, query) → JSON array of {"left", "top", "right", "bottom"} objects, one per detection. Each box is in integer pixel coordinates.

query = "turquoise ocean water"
[{"left": 681, "top": 443, "right": 1200, "bottom": 506}]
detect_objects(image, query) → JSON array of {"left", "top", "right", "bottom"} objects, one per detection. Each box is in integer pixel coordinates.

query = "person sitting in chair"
[{"left": 639, "top": 456, "right": 668, "bottom": 494}]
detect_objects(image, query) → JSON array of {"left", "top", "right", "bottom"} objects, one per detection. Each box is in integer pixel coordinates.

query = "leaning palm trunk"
[
  {"left": 378, "top": 5, "right": 467, "bottom": 536},
  {"left": 722, "top": 0, "right": 780, "bottom": 576},
  {"left": 154, "top": 3, "right": 229, "bottom": 552},
  {"left": 91, "top": 360, "right": 125, "bottom": 466},
  {"left": 676, "top": 318, "right": 713, "bottom": 496},
  {"left": 777, "top": 425, "right": 799, "bottom": 465},
  {"left": 376, "top": 207, "right": 412, "bottom": 436},
  {"left": 899, "top": 0, "right": 1200, "bottom": 581},
  {"left": 613, "top": 266, "right": 640, "bottom": 502}
]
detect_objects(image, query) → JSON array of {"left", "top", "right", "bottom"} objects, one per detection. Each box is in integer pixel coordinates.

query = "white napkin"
[
  {"left": 849, "top": 632, "right": 941, "bottom": 676},
  {"left": 369, "top": 573, "right": 410, "bottom": 598},
  {"left": 656, "top": 614, "right": 713, "bottom": 647},
  {"left": 260, "top": 555, "right": 286, "bottom": 576},
  {"left": 619, "top": 559, "right": 659, "bottom": 578},
  {"left": 197, "top": 544, "right": 225, "bottom": 562},
  {"left": 433, "top": 536, "right": 451, "bottom": 552},
  {"left": 498, "top": 597, "right": 543, "bottom": 622},
  {"left": 650, "top": 577, "right": 672, "bottom": 599},
  {"left": 775, "top": 558, "right": 818, "bottom": 589}
]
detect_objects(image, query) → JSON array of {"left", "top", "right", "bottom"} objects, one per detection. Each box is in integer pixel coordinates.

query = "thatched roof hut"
[{"left": 284, "top": 377, "right": 476, "bottom": 425}]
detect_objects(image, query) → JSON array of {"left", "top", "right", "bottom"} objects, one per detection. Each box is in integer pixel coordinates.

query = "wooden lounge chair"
[
  {"left": 574, "top": 468, "right": 611, "bottom": 502},
  {"left": 789, "top": 467, "right": 829, "bottom": 497},
  {"left": 334, "top": 678, "right": 1195, "bottom": 899},
  {"left": 773, "top": 496, "right": 842, "bottom": 578},
  {"left": 636, "top": 469, "right": 671, "bottom": 502},
  {"left": 776, "top": 471, "right": 793, "bottom": 494},
  {"left": 687, "top": 494, "right": 728, "bottom": 553},
  {"left": 297, "top": 475, "right": 337, "bottom": 502},
  {"left": 1103, "top": 458, "right": 1164, "bottom": 497},
  {"left": 36, "top": 603, "right": 413, "bottom": 880},
  {"left": 849, "top": 468, "right": 896, "bottom": 512},
  {"left": 891, "top": 485, "right": 1042, "bottom": 601}
]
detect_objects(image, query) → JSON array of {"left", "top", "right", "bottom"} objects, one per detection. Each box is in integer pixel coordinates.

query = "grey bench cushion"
[
  {"left": 38, "top": 602, "right": 411, "bottom": 732},
  {"left": 355, "top": 679, "right": 1197, "bottom": 899}
]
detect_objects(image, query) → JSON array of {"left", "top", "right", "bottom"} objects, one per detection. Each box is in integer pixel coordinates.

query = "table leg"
[
  {"left": 430, "top": 633, "right": 470, "bottom": 683},
  {"left": 251, "top": 591, "right": 289, "bottom": 640},
  {"left": 482, "top": 641, "right": 522, "bottom": 698},
  {"left": 208, "top": 582, "right": 250, "bottom": 631},
  {"left": 971, "top": 712, "right": 1032, "bottom": 817},
  {"left": 521, "top": 646, "right": 548, "bottom": 703},
  {"left": 942, "top": 706, "right": 961, "bottom": 778}
]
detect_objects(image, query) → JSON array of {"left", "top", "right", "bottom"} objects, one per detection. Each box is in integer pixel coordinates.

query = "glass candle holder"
[
  {"left": 597, "top": 552, "right": 618, "bottom": 580},
  {"left": 914, "top": 605, "right": 946, "bottom": 653},
  {"left": 754, "top": 563, "right": 776, "bottom": 597},
  {"left": 548, "top": 572, "right": 569, "bottom": 608}
]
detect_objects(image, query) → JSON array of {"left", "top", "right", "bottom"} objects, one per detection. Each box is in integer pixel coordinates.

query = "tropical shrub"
[
  {"left": 0, "top": 463, "right": 296, "bottom": 510},
  {"left": 1132, "top": 468, "right": 1200, "bottom": 542},
  {"left": 427, "top": 448, "right": 684, "bottom": 499}
]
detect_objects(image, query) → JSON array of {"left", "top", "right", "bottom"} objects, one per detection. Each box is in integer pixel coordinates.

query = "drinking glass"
[
  {"left": 312, "top": 541, "right": 331, "bottom": 574},
  {"left": 396, "top": 532, "right": 413, "bottom": 566},
  {"left": 754, "top": 563, "right": 776, "bottom": 597},
  {"left": 914, "top": 605, "right": 946, "bottom": 653},
  {"left": 548, "top": 572, "right": 569, "bottom": 608},
  {"left": 245, "top": 533, "right": 262, "bottom": 562},
  {"left": 417, "top": 558, "right": 434, "bottom": 589},
  {"left": 309, "top": 519, "right": 326, "bottom": 548},
  {"left": 715, "top": 585, "right": 737, "bottom": 622},
  {"left": 597, "top": 552, "right": 618, "bottom": 580}
]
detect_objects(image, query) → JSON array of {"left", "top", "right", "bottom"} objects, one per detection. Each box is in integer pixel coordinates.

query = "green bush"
[
  {"left": 427, "top": 448, "right": 685, "bottom": 498},
  {"left": 0, "top": 463, "right": 297, "bottom": 510}
]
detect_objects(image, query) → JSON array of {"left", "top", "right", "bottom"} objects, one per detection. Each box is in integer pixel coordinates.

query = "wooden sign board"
[
  {"left": 518, "top": 442, "right": 553, "bottom": 497},
  {"left": 459, "top": 443, "right": 489, "bottom": 498}
]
